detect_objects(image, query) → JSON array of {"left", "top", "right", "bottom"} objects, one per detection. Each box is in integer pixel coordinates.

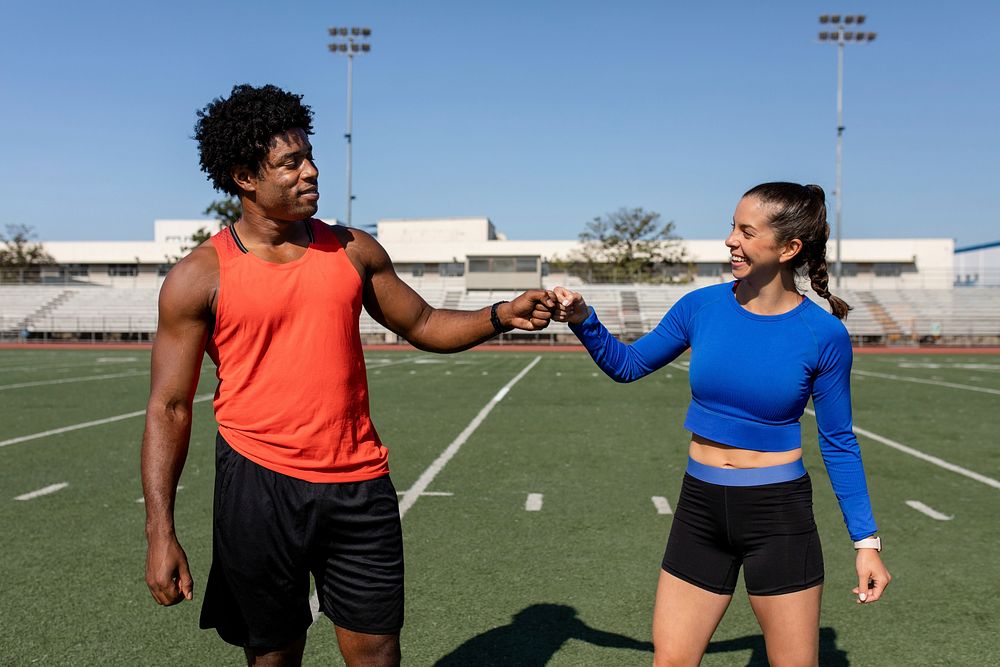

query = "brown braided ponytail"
[{"left": 742, "top": 182, "right": 852, "bottom": 319}]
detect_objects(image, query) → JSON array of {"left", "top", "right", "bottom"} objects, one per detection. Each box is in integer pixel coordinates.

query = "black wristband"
[{"left": 490, "top": 301, "right": 510, "bottom": 334}]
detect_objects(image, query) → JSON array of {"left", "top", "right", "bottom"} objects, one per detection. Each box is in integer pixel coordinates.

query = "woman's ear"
[{"left": 779, "top": 238, "right": 803, "bottom": 264}]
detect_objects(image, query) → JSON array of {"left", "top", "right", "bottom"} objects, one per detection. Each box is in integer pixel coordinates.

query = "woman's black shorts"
[{"left": 662, "top": 471, "right": 824, "bottom": 596}]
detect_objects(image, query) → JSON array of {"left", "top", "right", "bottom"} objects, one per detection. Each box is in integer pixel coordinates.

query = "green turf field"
[{"left": 1, "top": 347, "right": 998, "bottom": 665}]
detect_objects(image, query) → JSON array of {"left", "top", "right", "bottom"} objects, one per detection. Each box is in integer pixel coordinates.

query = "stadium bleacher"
[{"left": 2, "top": 282, "right": 999, "bottom": 345}]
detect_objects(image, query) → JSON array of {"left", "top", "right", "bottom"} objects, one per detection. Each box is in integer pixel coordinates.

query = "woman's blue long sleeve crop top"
[{"left": 569, "top": 282, "right": 877, "bottom": 541}]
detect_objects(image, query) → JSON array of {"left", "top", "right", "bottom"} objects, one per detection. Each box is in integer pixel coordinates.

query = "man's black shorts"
[
  {"left": 662, "top": 472, "right": 824, "bottom": 596},
  {"left": 200, "top": 433, "right": 404, "bottom": 649}
]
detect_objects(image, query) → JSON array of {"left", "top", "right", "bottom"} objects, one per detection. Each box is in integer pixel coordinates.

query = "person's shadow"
[
  {"left": 706, "top": 627, "right": 849, "bottom": 666},
  {"left": 433, "top": 603, "right": 653, "bottom": 666}
]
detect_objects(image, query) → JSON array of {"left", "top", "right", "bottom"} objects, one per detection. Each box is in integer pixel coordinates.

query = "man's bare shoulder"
[
  {"left": 159, "top": 240, "right": 219, "bottom": 315},
  {"left": 326, "top": 223, "right": 392, "bottom": 277}
]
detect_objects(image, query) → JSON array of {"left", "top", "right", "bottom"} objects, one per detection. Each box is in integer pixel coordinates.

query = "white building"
[
  {"left": 954, "top": 241, "right": 1000, "bottom": 287},
  {"left": 29, "top": 217, "right": 956, "bottom": 290}
]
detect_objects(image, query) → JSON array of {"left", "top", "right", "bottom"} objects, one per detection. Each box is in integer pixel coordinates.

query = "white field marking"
[
  {"left": 525, "top": 493, "right": 544, "bottom": 511},
  {"left": 310, "top": 591, "right": 321, "bottom": 618},
  {"left": 97, "top": 357, "right": 137, "bottom": 363},
  {"left": 0, "top": 361, "right": 126, "bottom": 373},
  {"left": 852, "top": 369, "right": 1000, "bottom": 396},
  {"left": 905, "top": 500, "right": 953, "bottom": 521},
  {"left": 651, "top": 496, "right": 673, "bottom": 515},
  {"left": 310, "top": 356, "right": 543, "bottom": 621},
  {"left": 395, "top": 491, "right": 453, "bottom": 497},
  {"left": 898, "top": 362, "right": 1000, "bottom": 372},
  {"left": 398, "top": 356, "right": 541, "bottom": 518},
  {"left": 0, "top": 393, "right": 214, "bottom": 448},
  {"left": 412, "top": 358, "right": 446, "bottom": 365},
  {"left": 15, "top": 482, "right": 68, "bottom": 501},
  {"left": 364, "top": 356, "right": 430, "bottom": 369},
  {"left": 0, "top": 370, "right": 148, "bottom": 391},
  {"left": 803, "top": 408, "right": 1000, "bottom": 490}
]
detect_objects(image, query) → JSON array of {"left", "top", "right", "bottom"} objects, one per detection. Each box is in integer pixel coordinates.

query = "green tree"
[
  {"left": 559, "top": 208, "right": 690, "bottom": 283},
  {"left": 0, "top": 224, "right": 54, "bottom": 283},
  {"left": 203, "top": 196, "right": 241, "bottom": 227}
]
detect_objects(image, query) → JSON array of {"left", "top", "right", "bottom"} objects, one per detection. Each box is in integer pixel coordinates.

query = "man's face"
[{"left": 248, "top": 128, "right": 319, "bottom": 221}]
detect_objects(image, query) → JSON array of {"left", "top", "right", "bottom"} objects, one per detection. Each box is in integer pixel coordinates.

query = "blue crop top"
[{"left": 570, "top": 282, "right": 877, "bottom": 540}]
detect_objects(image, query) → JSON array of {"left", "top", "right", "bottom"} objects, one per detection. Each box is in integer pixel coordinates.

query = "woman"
[{"left": 552, "top": 183, "right": 890, "bottom": 666}]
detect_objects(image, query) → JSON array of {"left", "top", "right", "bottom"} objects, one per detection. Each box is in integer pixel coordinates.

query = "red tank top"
[{"left": 207, "top": 219, "right": 389, "bottom": 482}]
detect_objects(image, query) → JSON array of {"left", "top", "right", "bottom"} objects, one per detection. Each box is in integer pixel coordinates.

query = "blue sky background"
[{"left": 1, "top": 0, "right": 997, "bottom": 247}]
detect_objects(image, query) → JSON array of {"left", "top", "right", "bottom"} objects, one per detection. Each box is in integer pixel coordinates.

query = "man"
[{"left": 141, "top": 83, "right": 554, "bottom": 667}]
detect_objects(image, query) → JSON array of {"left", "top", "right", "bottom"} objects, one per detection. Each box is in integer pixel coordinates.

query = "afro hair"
[{"left": 194, "top": 84, "right": 314, "bottom": 196}]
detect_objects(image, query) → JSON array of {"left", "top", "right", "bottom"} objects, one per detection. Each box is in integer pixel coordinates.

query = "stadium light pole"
[
  {"left": 818, "top": 15, "right": 876, "bottom": 288},
  {"left": 328, "top": 26, "right": 372, "bottom": 227}
]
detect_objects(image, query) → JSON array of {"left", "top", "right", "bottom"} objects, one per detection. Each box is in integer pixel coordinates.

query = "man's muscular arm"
[
  {"left": 343, "top": 228, "right": 554, "bottom": 352},
  {"left": 141, "top": 244, "right": 216, "bottom": 606}
]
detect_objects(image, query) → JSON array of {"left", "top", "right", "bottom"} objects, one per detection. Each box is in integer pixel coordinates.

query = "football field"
[{"left": 1, "top": 347, "right": 998, "bottom": 665}]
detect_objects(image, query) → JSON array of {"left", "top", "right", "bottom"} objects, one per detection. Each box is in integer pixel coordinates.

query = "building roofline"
[{"left": 955, "top": 240, "right": 1000, "bottom": 253}]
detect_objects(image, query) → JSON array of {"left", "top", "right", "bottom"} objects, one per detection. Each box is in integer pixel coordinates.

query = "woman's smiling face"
[{"left": 725, "top": 196, "right": 788, "bottom": 281}]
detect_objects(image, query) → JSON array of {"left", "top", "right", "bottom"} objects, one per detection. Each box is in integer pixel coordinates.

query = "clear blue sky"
[{"left": 2, "top": 0, "right": 997, "bottom": 247}]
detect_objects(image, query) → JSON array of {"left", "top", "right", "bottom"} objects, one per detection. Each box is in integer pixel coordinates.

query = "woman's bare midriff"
[{"left": 689, "top": 433, "right": 802, "bottom": 468}]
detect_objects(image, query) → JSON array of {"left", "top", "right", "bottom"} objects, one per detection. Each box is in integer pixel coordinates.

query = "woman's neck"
[{"left": 734, "top": 271, "right": 802, "bottom": 315}]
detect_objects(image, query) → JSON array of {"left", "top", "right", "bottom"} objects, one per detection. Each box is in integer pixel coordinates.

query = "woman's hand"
[
  {"left": 550, "top": 286, "right": 590, "bottom": 325},
  {"left": 853, "top": 549, "right": 891, "bottom": 604}
]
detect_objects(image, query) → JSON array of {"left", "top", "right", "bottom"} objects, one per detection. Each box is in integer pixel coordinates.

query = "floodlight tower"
[
  {"left": 328, "top": 26, "right": 372, "bottom": 227},
  {"left": 818, "top": 15, "right": 876, "bottom": 288}
]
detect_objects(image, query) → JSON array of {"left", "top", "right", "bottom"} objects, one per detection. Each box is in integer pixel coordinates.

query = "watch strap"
[{"left": 853, "top": 536, "right": 882, "bottom": 551}]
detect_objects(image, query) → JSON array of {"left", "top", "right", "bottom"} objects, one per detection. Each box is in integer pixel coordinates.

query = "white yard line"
[
  {"left": 852, "top": 369, "right": 1000, "bottom": 396},
  {"left": 364, "top": 356, "right": 430, "bottom": 370},
  {"left": 0, "top": 393, "right": 214, "bottom": 448},
  {"left": 651, "top": 496, "right": 673, "bottom": 515},
  {"left": 525, "top": 493, "right": 544, "bottom": 511},
  {"left": 905, "top": 500, "right": 953, "bottom": 521},
  {"left": 395, "top": 491, "right": 453, "bottom": 497},
  {"left": 0, "top": 370, "right": 148, "bottom": 391},
  {"left": 397, "top": 356, "right": 541, "bottom": 518},
  {"left": 15, "top": 482, "right": 68, "bottom": 501},
  {"left": 311, "top": 355, "right": 542, "bottom": 620},
  {"left": 803, "top": 408, "right": 1000, "bottom": 490}
]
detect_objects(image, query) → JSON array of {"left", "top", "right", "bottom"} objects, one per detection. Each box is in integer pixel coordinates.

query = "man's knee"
[
  {"left": 243, "top": 633, "right": 307, "bottom": 667},
  {"left": 337, "top": 629, "right": 400, "bottom": 667}
]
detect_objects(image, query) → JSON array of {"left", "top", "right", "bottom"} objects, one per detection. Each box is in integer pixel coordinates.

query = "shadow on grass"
[
  {"left": 706, "top": 627, "right": 848, "bottom": 666},
  {"left": 433, "top": 603, "right": 653, "bottom": 666}
]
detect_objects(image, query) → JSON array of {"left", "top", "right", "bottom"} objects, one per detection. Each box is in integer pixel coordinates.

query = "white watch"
[{"left": 853, "top": 535, "right": 882, "bottom": 551}]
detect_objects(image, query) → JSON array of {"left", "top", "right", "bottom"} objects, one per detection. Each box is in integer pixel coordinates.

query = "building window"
[
  {"left": 61, "top": 264, "right": 89, "bottom": 278},
  {"left": 873, "top": 263, "right": 902, "bottom": 277},
  {"left": 157, "top": 264, "right": 173, "bottom": 277},
  {"left": 492, "top": 257, "right": 515, "bottom": 273},
  {"left": 468, "top": 257, "right": 540, "bottom": 273},
  {"left": 515, "top": 257, "right": 537, "bottom": 272},
  {"left": 108, "top": 264, "right": 139, "bottom": 277}
]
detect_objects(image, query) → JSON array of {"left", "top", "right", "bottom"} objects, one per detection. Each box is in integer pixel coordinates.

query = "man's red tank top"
[{"left": 206, "top": 219, "right": 389, "bottom": 483}]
